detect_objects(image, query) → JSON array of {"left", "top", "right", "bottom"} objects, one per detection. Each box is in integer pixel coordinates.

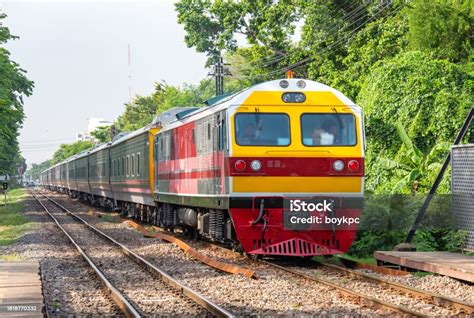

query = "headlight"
[
  {"left": 333, "top": 160, "right": 345, "bottom": 172},
  {"left": 282, "top": 92, "right": 306, "bottom": 103},
  {"left": 250, "top": 160, "right": 262, "bottom": 171}
]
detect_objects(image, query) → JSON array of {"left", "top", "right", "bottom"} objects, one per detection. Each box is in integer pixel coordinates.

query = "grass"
[
  {"left": 98, "top": 213, "right": 119, "bottom": 223},
  {"left": 412, "top": 271, "right": 435, "bottom": 278},
  {"left": 0, "top": 253, "right": 24, "bottom": 261},
  {"left": 0, "top": 188, "right": 31, "bottom": 246},
  {"left": 337, "top": 254, "right": 377, "bottom": 265},
  {"left": 312, "top": 254, "right": 377, "bottom": 265}
]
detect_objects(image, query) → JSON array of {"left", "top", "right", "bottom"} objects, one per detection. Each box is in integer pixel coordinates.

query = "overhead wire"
[
  {"left": 250, "top": 1, "right": 372, "bottom": 69},
  {"left": 235, "top": 2, "right": 400, "bottom": 80},
  {"left": 256, "top": 3, "right": 382, "bottom": 71}
]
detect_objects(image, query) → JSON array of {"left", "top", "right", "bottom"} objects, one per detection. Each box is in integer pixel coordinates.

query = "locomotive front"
[{"left": 227, "top": 79, "right": 364, "bottom": 256}]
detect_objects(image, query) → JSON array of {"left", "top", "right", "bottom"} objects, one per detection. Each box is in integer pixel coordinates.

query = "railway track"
[
  {"left": 31, "top": 191, "right": 233, "bottom": 318},
  {"left": 146, "top": 226, "right": 474, "bottom": 316},
  {"left": 38, "top": 190, "right": 474, "bottom": 316}
]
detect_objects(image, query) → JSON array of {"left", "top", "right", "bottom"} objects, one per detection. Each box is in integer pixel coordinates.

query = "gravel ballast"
[
  {"left": 0, "top": 194, "right": 120, "bottom": 316},
  {"left": 37, "top": 194, "right": 210, "bottom": 317}
]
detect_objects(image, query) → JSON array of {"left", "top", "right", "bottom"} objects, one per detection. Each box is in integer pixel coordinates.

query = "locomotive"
[{"left": 41, "top": 78, "right": 365, "bottom": 257}]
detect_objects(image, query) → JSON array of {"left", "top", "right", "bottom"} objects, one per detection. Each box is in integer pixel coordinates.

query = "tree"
[
  {"left": 91, "top": 126, "right": 112, "bottom": 143},
  {"left": 359, "top": 51, "right": 473, "bottom": 193},
  {"left": 114, "top": 79, "right": 244, "bottom": 132},
  {"left": 0, "top": 13, "right": 34, "bottom": 175},
  {"left": 175, "top": 0, "right": 300, "bottom": 65},
  {"left": 379, "top": 122, "right": 451, "bottom": 194},
  {"left": 406, "top": 0, "right": 473, "bottom": 63},
  {"left": 51, "top": 141, "right": 94, "bottom": 164}
]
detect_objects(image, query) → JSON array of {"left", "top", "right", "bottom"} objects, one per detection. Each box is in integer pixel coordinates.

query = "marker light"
[
  {"left": 282, "top": 92, "right": 306, "bottom": 103},
  {"left": 235, "top": 160, "right": 246, "bottom": 171},
  {"left": 279, "top": 80, "right": 289, "bottom": 88},
  {"left": 333, "top": 160, "right": 345, "bottom": 172},
  {"left": 296, "top": 80, "right": 306, "bottom": 89},
  {"left": 250, "top": 160, "right": 262, "bottom": 171},
  {"left": 348, "top": 160, "right": 359, "bottom": 172}
]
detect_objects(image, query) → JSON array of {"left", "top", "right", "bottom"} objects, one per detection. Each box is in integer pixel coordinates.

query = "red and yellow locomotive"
[{"left": 153, "top": 78, "right": 364, "bottom": 256}]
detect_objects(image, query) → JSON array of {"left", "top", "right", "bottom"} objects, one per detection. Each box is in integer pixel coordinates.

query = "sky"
[{"left": 0, "top": 0, "right": 208, "bottom": 166}]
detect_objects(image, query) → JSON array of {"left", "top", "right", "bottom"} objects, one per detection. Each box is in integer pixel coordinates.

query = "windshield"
[
  {"left": 301, "top": 113, "right": 357, "bottom": 146},
  {"left": 235, "top": 113, "right": 290, "bottom": 146}
]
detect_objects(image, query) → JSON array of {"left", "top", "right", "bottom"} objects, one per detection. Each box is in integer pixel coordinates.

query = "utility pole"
[{"left": 208, "top": 55, "right": 231, "bottom": 96}]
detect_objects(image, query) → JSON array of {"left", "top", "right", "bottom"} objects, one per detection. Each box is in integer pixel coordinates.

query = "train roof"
[
  {"left": 158, "top": 78, "right": 359, "bottom": 132},
  {"left": 87, "top": 142, "right": 110, "bottom": 155}
]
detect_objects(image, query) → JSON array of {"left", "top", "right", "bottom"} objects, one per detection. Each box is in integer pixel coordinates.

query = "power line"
[
  {"left": 236, "top": 2, "right": 398, "bottom": 80},
  {"left": 252, "top": 1, "right": 371, "bottom": 69}
]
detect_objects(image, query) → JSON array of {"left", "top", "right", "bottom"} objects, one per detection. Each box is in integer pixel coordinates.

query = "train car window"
[
  {"left": 131, "top": 154, "right": 135, "bottom": 177},
  {"left": 137, "top": 153, "right": 140, "bottom": 176},
  {"left": 235, "top": 113, "right": 290, "bottom": 146},
  {"left": 123, "top": 157, "right": 125, "bottom": 176},
  {"left": 301, "top": 113, "right": 357, "bottom": 146},
  {"left": 170, "top": 132, "right": 175, "bottom": 160},
  {"left": 126, "top": 156, "right": 129, "bottom": 177}
]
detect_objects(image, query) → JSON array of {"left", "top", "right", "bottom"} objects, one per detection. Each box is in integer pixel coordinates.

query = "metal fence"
[{"left": 451, "top": 144, "right": 474, "bottom": 251}]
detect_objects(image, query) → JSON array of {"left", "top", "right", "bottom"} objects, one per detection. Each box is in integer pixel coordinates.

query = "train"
[{"left": 41, "top": 78, "right": 365, "bottom": 257}]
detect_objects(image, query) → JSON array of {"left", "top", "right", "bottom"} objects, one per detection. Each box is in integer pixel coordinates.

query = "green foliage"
[
  {"left": 0, "top": 188, "right": 30, "bottom": 246},
  {"left": 349, "top": 229, "right": 467, "bottom": 258},
  {"left": 0, "top": 13, "right": 34, "bottom": 175},
  {"left": 360, "top": 51, "right": 473, "bottom": 193},
  {"left": 413, "top": 230, "right": 468, "bottom": 253},
  {"left": 378, "top": 122, "right": 451, "bottom": 193},
  {"left": 115, "top": 79, "right": 246, "bottom": 131},
  {"left": 407, "top": 0, "right": 473, "bottom": 62},
  {"left": 175, "top": 0, "right": 300, "bottom": 64},
  {"left": 349, "top": 230, "right": 406, "bottom": 258},
  {"left": 91, "top": 125, "right": 112, "bottom": 143},
  {"left": 337, "top": 11, "right": 409, "bottom": 100},
  {"left": 51, "top": 141, "right": 94, "bottom": 164}
]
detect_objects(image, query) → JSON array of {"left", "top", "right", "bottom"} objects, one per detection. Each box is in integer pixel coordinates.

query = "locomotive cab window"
[
  {"left": 301, "top": 113, "right": 357, "bottom": 146},
  {"left": 235, "top": 113, "right": 290, "bottom": 146}
]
